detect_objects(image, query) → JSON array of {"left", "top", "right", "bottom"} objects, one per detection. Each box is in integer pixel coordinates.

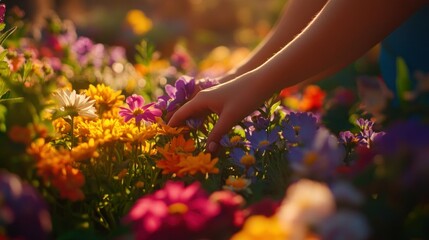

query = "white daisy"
[{"left": 53, "top": 89, "right": 97, "bottom": 119}]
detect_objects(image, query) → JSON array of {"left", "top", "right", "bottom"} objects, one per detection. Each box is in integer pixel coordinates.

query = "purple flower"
[
  {"left": 355, "top": 118, "right": 385, "bottom": 148},
  {"left": 339, "top": 131, "right": 359, "bottom": 147},
  {"left": 71, "top": 37, "right": 105, "bottom": 68},
  {"left": 198, "top": 77, "right": 219, "bottom": 90},
  {"left": 230, "top": 148, "right": 257, "bottom": 176},
  {"left": 242, "top": 110, "right": 271, "bottom": 131},
  {"left": 282, "top": 111, "right": 319, "bottom": 145},
  {"left": 119, "top": 94, "right": 162, "bottom": 123},
  {"left": 220, "top": 134, "right": 246, "bottom": 148},
  {"left": 123, "top": 181, "right": 220, "bottom": 240},
  {"left": 375, "top": 119, "right": 429, "bottom": 187},
  {"left": 0, "top": 171, "right": 52, "bottom": 240},
  {"left": 287, "top": 127, "right": 345, "bottom": 180},
  {"left": 246, "top": 128, "right": 280, "bottom": 152},
  {"left": 72, "top": 37, "right": 94, "bottom": 60},
  {"left": 0, "top": 4, "right": 5, "bottom": 23},
  {"left": 165, "top": 76, "right": 196, "bottom": 112},
  {"left": 186, "top": 117, "right": 204, "bottom": 130}
]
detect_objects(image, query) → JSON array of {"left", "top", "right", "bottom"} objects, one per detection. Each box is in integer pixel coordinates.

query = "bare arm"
[
  {"left": 220, "top": 0, "right": 328, "bottom": 83},
  {"left": 170, "top": 0, "right": 429, "bottom": 152}
]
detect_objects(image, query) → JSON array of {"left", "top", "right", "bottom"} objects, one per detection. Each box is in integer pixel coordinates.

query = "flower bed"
[{"left": 1, "top": 4, "right": 429, "bottom": 240}]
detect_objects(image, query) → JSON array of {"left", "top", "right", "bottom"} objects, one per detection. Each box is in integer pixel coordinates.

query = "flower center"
[
  {"left": 240, "top": 154, "right": 256, "bottom": 168},
  {"left": 226, "top": 177, "right": 249, "bottom": 189},
  {"left": 293, "top": 126, "right": 301, "bottom": 133},
  {"left": 304, "top": 151, "right": 318, "bottom": 166},
  {"left": 258, "top": 140, "right": 270, "bottom": 148},
  {"left": 230, "top": 136, "right": 242, "bottom": 144},
  {"left": 168, "top": 202, "right": 188, "bottom": 215},
  {"left": 132, "top": 108, "right": 144, "bottom": 116}
]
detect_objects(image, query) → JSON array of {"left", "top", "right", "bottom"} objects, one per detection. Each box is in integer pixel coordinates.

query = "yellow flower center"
[
  {"left": 304, "top": 151, "right": 318, "bottom": 166},
  {"left": 133, "top": 108, "right": 144, "bottom": 116},
  {"left": 240, "top": 154, "right": 256, "bottom": 168},
  {"left": 230, "top": 136, "right": 242, "bottom": 144},
  {"left": 168, "top": 202, "right": 189, "bottom": 215}
]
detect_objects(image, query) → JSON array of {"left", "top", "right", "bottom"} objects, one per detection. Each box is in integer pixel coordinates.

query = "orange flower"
[
  {"left": 298, "top": 85, "right": 326, "bottom": 112},
  {"left": 177, "top": 152, "right": 219, "bottom": 176},
  {"left": 8, "top": 125, "right": 32, "bottom": 145},
  {"left": 157, "top": 135, "right": 195, "bottom": 157},
  {"left": 156, "top": 118, "right": 188, "bottom": 136},
  {"left": 51, "top": 166, "right": 85, "bottom": 201},
  {"left": 156, "top": 152, "right": 183, "bottom": 175},
  {"left": 27, "top": 139, "right": 85, "bottom": 201}
]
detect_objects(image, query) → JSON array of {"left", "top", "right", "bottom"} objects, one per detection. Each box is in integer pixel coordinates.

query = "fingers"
[
  {"left": 168, "top": 96, "right": 208, "bottom": 127},
  {"left": 206, "top": 107, "right": 243, "bottom": 153}
]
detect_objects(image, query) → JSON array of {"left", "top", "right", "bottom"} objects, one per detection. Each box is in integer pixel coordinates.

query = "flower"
[
  {"left": 53, "top": 89, "right": 97, "bottom": 119},
  {"left": 223, "top": 175, "right": 251, "bottom": 192},
  {"left": 26, "top": 139, "right": 85, "bottom": 201},
  {"left": 119, "top": 94, "right": 162, "bottom": 123},
  {"left": 231, "top": 215, "right": 287, "bottom": 240},
  {"left": 246, "top": 128, "right": 279, "bottom": 152},
  {"left": 8, "top": 125, "right": 32, "bottom": 145},
  {"left": 126, "top": 9, "right": 153, "bottom": 35},
  {"left": 319, "top": 210, "right": 370, "bottom": 240},
  {"left": 0, "top": 4, "right": 6, "bottom": 23},
  {"left": 123, "top": 181, "right": 220, "bottom": 240},
  {"left": 277, "top": 179, "right": 335, "bottom": 232},
  {"left": 281, "top": 111, "right": 319, "bottom": 145},
  {"left": 75, "top": 118, "right": 123, "bottom": 145},
  {"left": 177, "top": 152, "right": 219, "bottom": 176},
  {"left": 287, "top": 127, "right": 344, "bottom": 180},
  {"left": 0, "top": 171, "right": 52, "bottom": 240},
  {"left": 85, "top": 84, "right": 125, "bottom": 116},
  {"left": 164, "top": 76, "right": 196, "bottom": 112}
]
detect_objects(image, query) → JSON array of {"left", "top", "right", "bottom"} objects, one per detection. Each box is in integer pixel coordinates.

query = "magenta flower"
[
  {"left": 123, "top": 181, "right": 220, "bottom": 240},
  {"left": 119, "top": 94, "right": 162, "bottom": 123}
]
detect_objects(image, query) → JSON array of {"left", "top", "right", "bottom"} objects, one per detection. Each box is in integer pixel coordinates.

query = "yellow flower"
[
  {"left": 71, "top": 138, "right": 99, "bottom": 161},
  {"left": 126, "top": 9, "right": 153, "bottom": 35},
  {"left": 53, "top": 118, "right": 71, "bottom": 135},
  {"left": 177, "top": 152, "right": 219, "bottom": 176},
  {"left": 75, "top": 118, "right": 123, "bottom": 145},
  {"left": 120, "top": 121, "right": 159, "bottom": 144},
  {"left": 231, "top": 215, "right": 287, "bottom": 240},
  {"left": 85, "top": 84, "right": 125, "bottom": 117}
]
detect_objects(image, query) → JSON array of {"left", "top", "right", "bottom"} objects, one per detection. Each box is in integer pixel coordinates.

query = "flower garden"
[{"left": 1, "top": 3, "right": 429, "bottom": 240}]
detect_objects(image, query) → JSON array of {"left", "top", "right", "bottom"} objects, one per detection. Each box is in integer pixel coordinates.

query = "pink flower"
[
  {"left": 0, "top": 4, "right": 5, "bottom": 23},
  {"left": 123, "top": 181, "right": 220, "bottom": 240},
  {"left": 119, "top": 94, "right": 162, "bottom": 123}
]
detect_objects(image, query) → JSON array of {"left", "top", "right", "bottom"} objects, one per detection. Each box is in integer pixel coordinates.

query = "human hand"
[{"left": 168, "top": 71, "right": 274, "bottom": 153}]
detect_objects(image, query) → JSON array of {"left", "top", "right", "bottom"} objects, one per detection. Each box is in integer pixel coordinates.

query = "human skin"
[{"left": 169, "top": 0, "right": 429, "bottom": 153}]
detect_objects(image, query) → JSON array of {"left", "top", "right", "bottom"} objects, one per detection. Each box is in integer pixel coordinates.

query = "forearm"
[
  {"left": 221, "top": 0, "right": 328, "bottom": 82},
  {"left": 253, "top": 0, "right": 428, "bottom": 94}
]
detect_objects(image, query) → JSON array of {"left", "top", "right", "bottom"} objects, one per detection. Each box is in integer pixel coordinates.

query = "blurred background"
[{"left": 3, "top": 0, "right": 287, "bottom": 59}]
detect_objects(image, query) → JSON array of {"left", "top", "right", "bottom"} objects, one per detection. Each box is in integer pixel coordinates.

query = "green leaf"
[
  {"left": 0, "top": 23, "right": 5, "bottom": 32},
  {"left": 0, "top": 26, "right": 17, "bottom": 45},
  {"left": 0, "top": 89, "right": 10, "bottom": 99},
  {"left": 396, "top": 57, "right": 412, "bottom": 105},
  {"left": 0, "top": 49, "right": 7, "bottom": 60}
]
